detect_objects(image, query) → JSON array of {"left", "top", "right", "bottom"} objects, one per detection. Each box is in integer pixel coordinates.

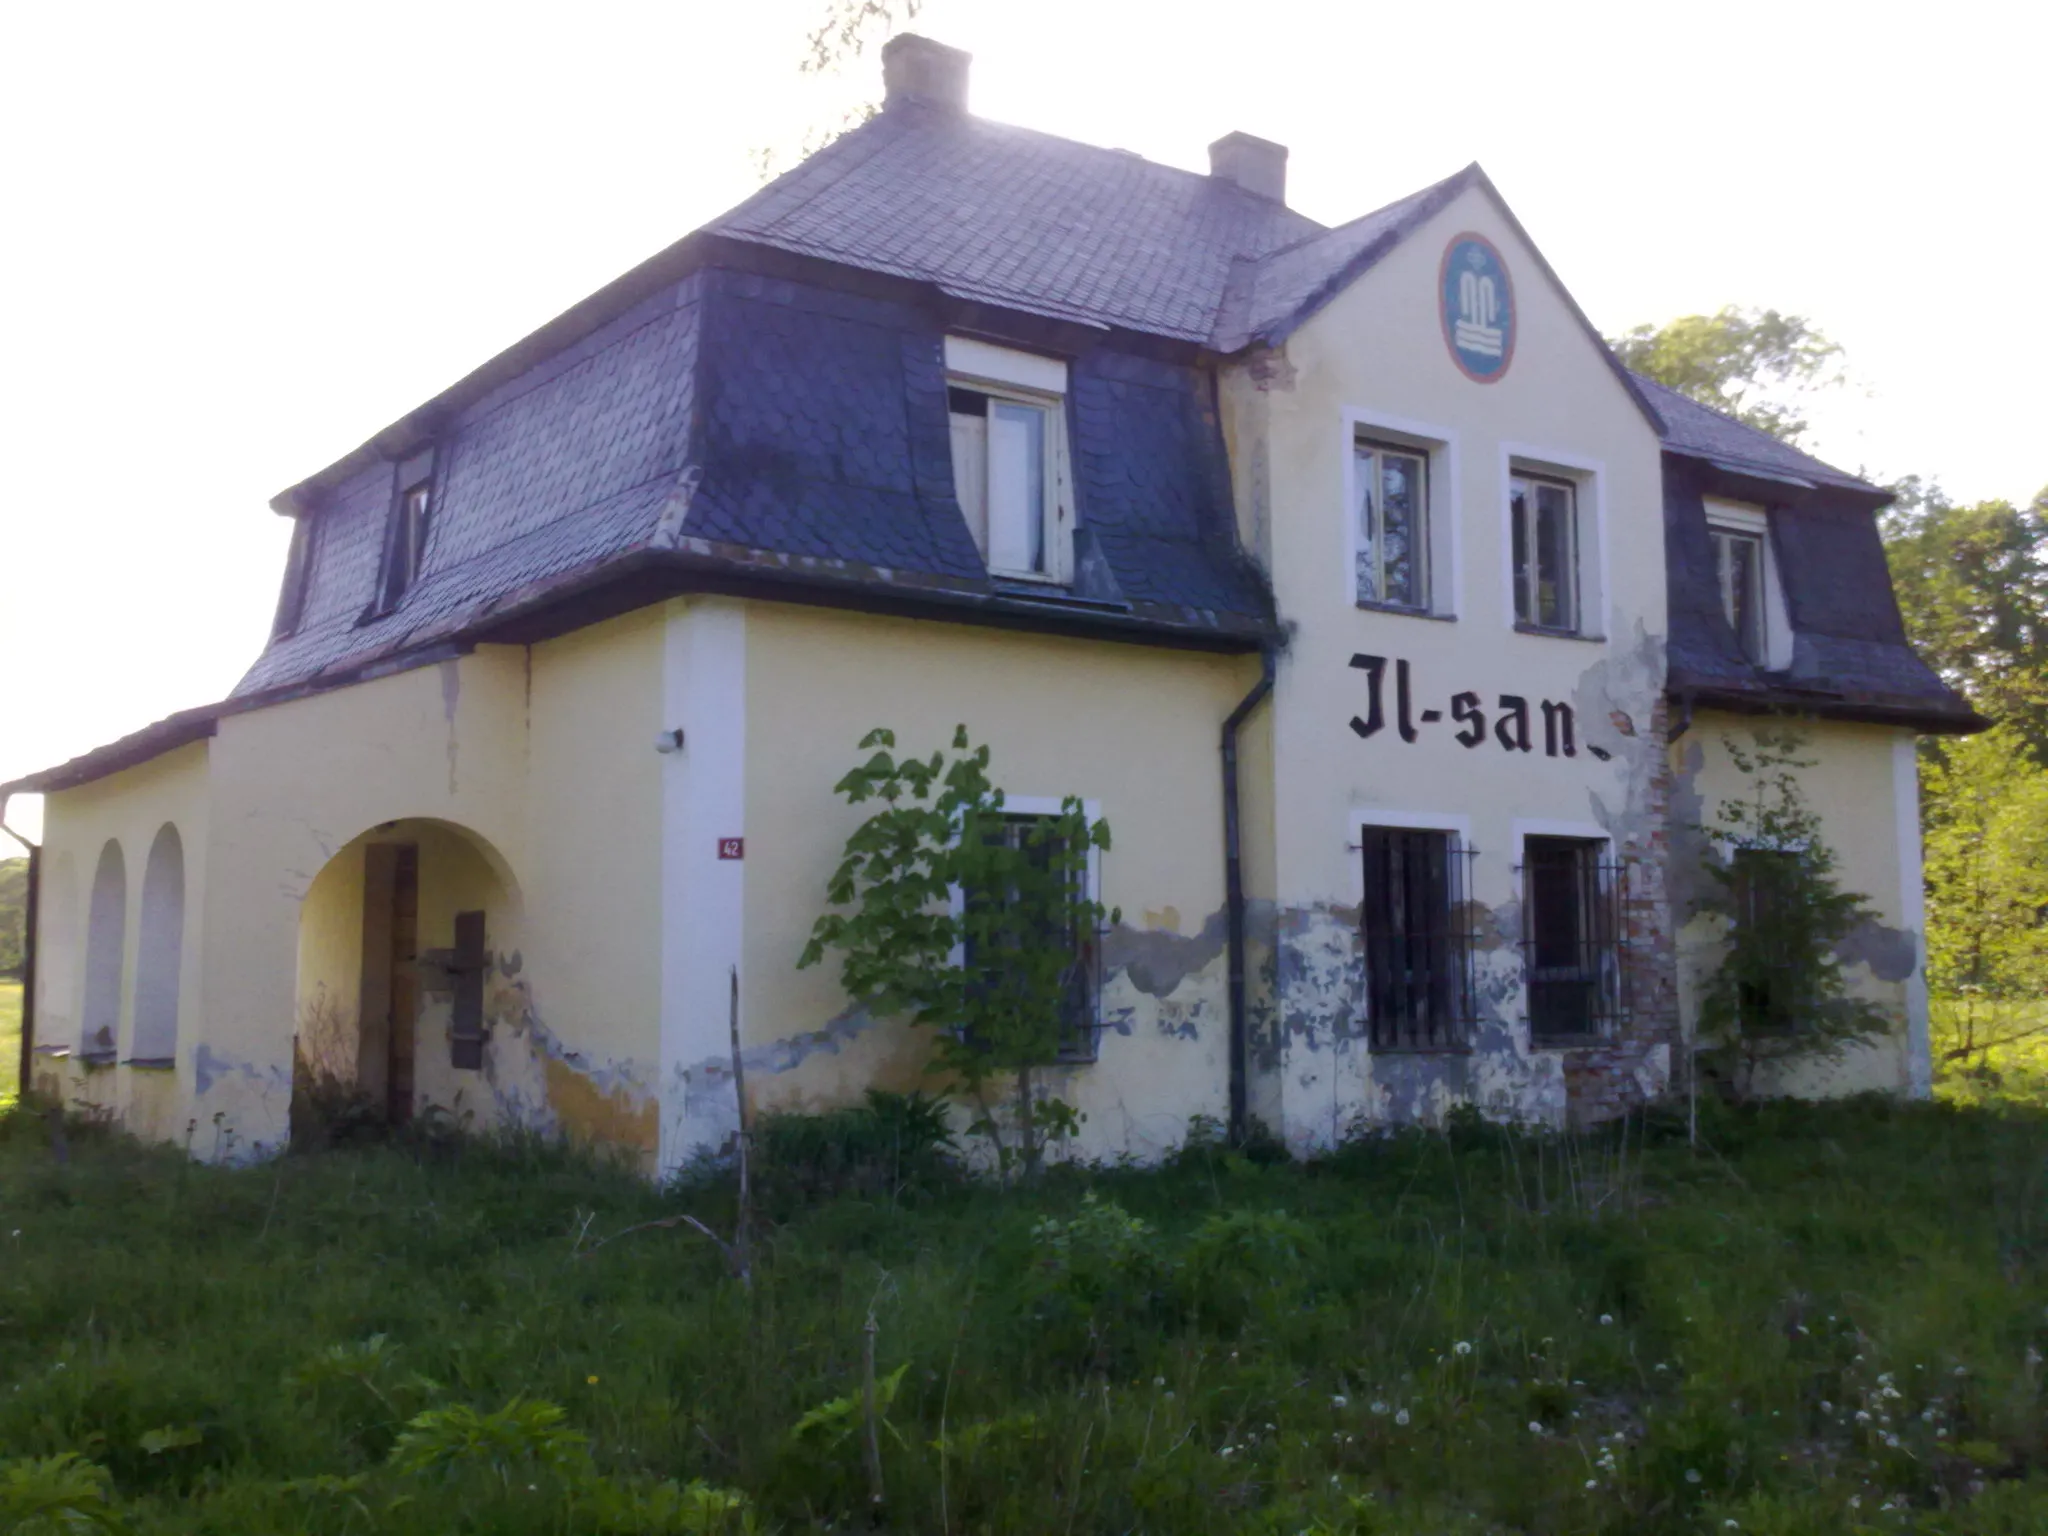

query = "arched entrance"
[{"left": 292, "top": 819, "right": 523, "bottom": 1133}]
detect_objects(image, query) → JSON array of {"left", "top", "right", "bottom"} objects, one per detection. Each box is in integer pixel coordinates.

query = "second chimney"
[
  {"left": 882, "top": 33, "right": 971, "bottom": 113},
  {"left": 1208, "top": 131, "right": 1288, "bottom": 204}
]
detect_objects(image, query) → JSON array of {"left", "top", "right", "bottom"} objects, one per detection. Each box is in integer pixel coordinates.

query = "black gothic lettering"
[
  {"left": 1396, "top": 659, "right": 1418, "bottom": 743},
  {"left": 1451, "top": 691, "right": 1486, "bottom": 748},
  {"left": 1349, "top": 654, "right": 1387, "bottom": 739},
  {"left": 1495, "top": 694, "right": 1532, "bottom": 752},
  {"left": 1540, "top": 700, "right": 1577, "bottom": 758}
]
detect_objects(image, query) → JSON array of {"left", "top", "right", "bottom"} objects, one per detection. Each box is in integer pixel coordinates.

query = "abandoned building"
[{"left": 3, "top": 35, "right": 1979, "bottom": 1168}]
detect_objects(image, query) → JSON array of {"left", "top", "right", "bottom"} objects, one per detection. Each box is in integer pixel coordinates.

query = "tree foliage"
[
  {"left": 1921, "top": 726, "right": 2048, "bottom": 1072},
  {"left": 0, "top": 857, "right": 23, "bottom": 977},
  {"left": 1883, "top": 480, "right": 2048, "bottom": 763},
  {"left": 1609, "top": 306, "right": 1842, "bottom": 445},
  {"left": 799, "top": 727, "right": 1115, "bottom": 1176},
  {"left": 752, "top": 0, "right": 923, "bottom": 182},
  {"left": 1693, "top": 730, "right": 1890, "bottom": 1101}
]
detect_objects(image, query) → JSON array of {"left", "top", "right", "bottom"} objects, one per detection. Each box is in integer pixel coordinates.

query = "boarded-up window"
[
  {"left": 1360, "top": 827, "right": 1475, "bottom": 1052},
  {"left": 131, "top": 824, "right": 185, "bottom": 1065},
  {"left": 81, "top": 840, "right": 127, "bottom": 1061}
]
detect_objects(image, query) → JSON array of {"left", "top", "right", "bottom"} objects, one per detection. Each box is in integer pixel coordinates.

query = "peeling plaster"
[{"left": 1836, "top": 919, "right": 1917, "bottom": 983}]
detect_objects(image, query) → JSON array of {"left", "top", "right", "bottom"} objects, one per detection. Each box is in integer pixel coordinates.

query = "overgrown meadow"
[{"left": 1, "top": 1096, "right": 2044, "bottom": 1534}]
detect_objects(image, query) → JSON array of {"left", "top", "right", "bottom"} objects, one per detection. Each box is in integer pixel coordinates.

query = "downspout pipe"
[
  {"left": 1221, "top": 644, "right": 1278, "bottom": 1145},
  {"left": 0, "top": 795, "right": 38, "bottom": 1102}
]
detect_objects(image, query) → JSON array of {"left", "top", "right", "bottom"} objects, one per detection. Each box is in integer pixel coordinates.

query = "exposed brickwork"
[{"left": 1565, "top": 697, "right": 1681, "bottom": 1126}]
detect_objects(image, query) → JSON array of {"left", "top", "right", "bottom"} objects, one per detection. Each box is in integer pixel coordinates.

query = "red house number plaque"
[{"left": 717, "top": 837, "right": 745, "bottom": 860}]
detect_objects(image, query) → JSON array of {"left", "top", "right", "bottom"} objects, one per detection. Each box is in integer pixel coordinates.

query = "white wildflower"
[
  {"left": 1395, "top": 1408, "right": 1411, "bottom": 1426},
  {"left": 1685, "top": 1470, "right": 1702, "bottom": 1485},
  {"left": 1454, "top": 1341, "right": 1473, "bottom": 1356},
  {"left": 1599, "top": 1314, "right": 1614, "bottom": 1326},
  {"left": 1370, "top": 1401, "right": 1389, "bottom": 1416},
  {"left": 1331, "top": 1395, "right": 1348, "bottom": 1409}
]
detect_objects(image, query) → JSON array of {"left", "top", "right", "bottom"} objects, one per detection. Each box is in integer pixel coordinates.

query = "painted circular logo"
[{"left": 1439, "top": 233, "right": 1515, "bottom": 383}]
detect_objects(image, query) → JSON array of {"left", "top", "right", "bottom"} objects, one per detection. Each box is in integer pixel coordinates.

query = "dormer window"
[
  {"left": 945, "top": 337, "right": 1072, "bottom": 583},
  {"left": 1704, "top": 498, "right": 1791, "bottom": 669},
  {"left": 376, "top": 448, "right": 437, "bottom": 614},
  {"left": 270, "top": 515, "right": 317, "bottom": 638},
  {"left": 1712, "top": 527, "right": 1766, "bottom": 661}
]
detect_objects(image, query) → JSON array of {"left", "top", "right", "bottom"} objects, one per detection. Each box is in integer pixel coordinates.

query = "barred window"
[
  {"left": 1731, "top": 847, "right": 1801, "bottom": 1034},
  {"left": 1359, "top": 826, "right": 1477, "bottom": 1052},
  {"left": 1520, "top": 836, "right": 1628, "bottom": 1043},
  {"left": 962, "top": 814, "right": 1103, "bottom": 1063}
]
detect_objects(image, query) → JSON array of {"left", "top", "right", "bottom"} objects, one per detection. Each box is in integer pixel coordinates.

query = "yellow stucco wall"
[
  {"left": 32, "top": 609, "right": 667, "bottom": 1161},
  {"left": 32, "top": 741, "right": 210, "bottom": 1143},
  {"left": 1219, "top": 183, "right": 1674, "bottom": 1147},
  {"left": 1672, "top": 713, "right": 1924, "bottom": 1098},
  {"left": 737, "top": 602, "right": 1262, "bottom": 1162}
]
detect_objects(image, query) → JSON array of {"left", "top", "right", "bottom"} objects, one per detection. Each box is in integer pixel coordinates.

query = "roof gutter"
[
  {"left": 1, "top": 796, "right": 39, "bottom": 1100},
  {"left": 1220, "top": 643, "right": 1278, "bottom": 1145},
  {"left": 1669, "top": 683, "right": 1989, "bottom": 736}
]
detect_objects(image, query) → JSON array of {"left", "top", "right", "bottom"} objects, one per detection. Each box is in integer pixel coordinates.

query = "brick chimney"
[
  {"left": 1208, "top": 131, "right": 1288, "bottom": 204},
  {"left": 882, "top": 33, "right": 971, "bottom": 113}
]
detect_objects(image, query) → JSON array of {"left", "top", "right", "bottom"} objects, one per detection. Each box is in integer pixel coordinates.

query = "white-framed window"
[
  {"left": 1703, "top": 498, "right": 1792, "bottom": 669},
  {"left": 1343, "top": 410, "right": 1458, "bottom": 618},
  {"left": 1510, "top": 472, "right": 1578, "bottom": 632},
  {"left": 1353, "top": 439, "right": 1430, "bottom": 609},
  {"left": 945, "top": 337, "right": 1074, "bottom": 583},
  {"left": 952, "top": 795, "right": 1104, "bottom": 1063},
  {"left": 377, "top": 447, "right": 437, "bottom": 613}
]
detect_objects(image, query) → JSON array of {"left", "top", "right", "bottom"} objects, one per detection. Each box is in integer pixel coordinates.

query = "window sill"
[
  {"left": 123, "top": 1057, "right": 178, "bottom": 1072},
  {"left": 1356, "top": 600, "right": 1455, "bottom": 622},
  {"left": 1531, "top": 1033, "right": 1612, "bottom": 1051},
  {"left": 78, "top": 1050, "right": 118, "bottom": 1069},
  {"left": 1366, "top": 1044, "right": 1474, "bottom": 1058},
  {"left": 1513, "top": 622, "right": 1605, "bottom": 644}
]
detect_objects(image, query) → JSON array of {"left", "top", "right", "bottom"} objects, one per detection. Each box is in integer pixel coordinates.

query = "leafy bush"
[
  {"left": 0, "top": 1453, "right": 124, "bottom": 1534},
  {"left": 751, "top": 1088, "right": 955, "bottom": 1210},
  {"left": 1175, "top": 1205, "right": 1316, "bottom": 1331}
]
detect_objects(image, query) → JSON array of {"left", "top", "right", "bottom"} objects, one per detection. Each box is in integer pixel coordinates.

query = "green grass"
[
  {"left": 0, "top": 979, "right": 19, "bottom": 1103},
  {"left": 1, "top": 1099, "right": 2045, "bottom": 1534}
]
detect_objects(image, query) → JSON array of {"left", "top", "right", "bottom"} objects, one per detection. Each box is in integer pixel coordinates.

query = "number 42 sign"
[{"left": 717, "top": 837, "right": 745, "bottom": 860}]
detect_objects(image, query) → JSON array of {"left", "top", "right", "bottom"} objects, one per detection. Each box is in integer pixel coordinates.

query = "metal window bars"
[
  {"left": 1359, "top": 828, "right": 1481, "bottom": 1052},
  {"left": 961, "top": 814, "right": 1105, "bottom": 1065},
  {"left": 1519, "top": 838, "right": 1630, "bottom": 1044}
]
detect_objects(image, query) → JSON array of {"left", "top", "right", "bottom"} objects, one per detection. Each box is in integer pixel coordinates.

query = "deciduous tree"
[{"left": 1610, "top": 306, "right": 1842, "bottom": 445}]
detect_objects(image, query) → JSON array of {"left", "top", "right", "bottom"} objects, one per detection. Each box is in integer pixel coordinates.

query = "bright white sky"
[{"left": 2, "top": 0, "right": 2040, "bottom": 853}]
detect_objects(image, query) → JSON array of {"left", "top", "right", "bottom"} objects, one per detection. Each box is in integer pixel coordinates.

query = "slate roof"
[
  {"left": 5, "top": 71, "right": 1979, "bottom": 795},
  {"left": 1632, "top": 373, "right": 1879, "bottom": 493},
  {"left": 706, "top": 103, "right": 1326, "bottom": 343}
]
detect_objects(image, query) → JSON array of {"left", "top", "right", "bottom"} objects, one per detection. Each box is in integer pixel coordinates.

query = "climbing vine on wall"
[
  {"left": 799, "top": 726, "right": 1115, "bottom": 1177},
  {"left": 1693, "top": 729, "right": 1890, "bottom": 1101}
]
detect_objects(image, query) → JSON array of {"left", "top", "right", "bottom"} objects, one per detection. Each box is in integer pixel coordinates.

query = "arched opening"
[
  {"left": 132, "top": 824, "right": 185, "bottom": 1064},
  {"left": 292, "top": 819, "right": 523, "bottom": 1135},
  {"left": 81, "top": 840, "right": 126, "bottom": 1061}
]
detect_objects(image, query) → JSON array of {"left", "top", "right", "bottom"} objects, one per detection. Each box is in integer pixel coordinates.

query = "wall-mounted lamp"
[{"left": 654, "top": 728, "right": 686, "bottom": 755}]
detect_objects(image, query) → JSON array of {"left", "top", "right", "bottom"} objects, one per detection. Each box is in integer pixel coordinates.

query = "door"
[{"left": 358, "top": 843, "right": 419, "bottom": 1124}]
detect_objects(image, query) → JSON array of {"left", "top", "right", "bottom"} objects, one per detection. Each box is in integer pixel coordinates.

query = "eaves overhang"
[
  {"left": 6, "top": 548, "right": 1274, "bottom": 798},
  {"left": 1671, "top": 682, "right": 1989, "bottom": 737}
]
